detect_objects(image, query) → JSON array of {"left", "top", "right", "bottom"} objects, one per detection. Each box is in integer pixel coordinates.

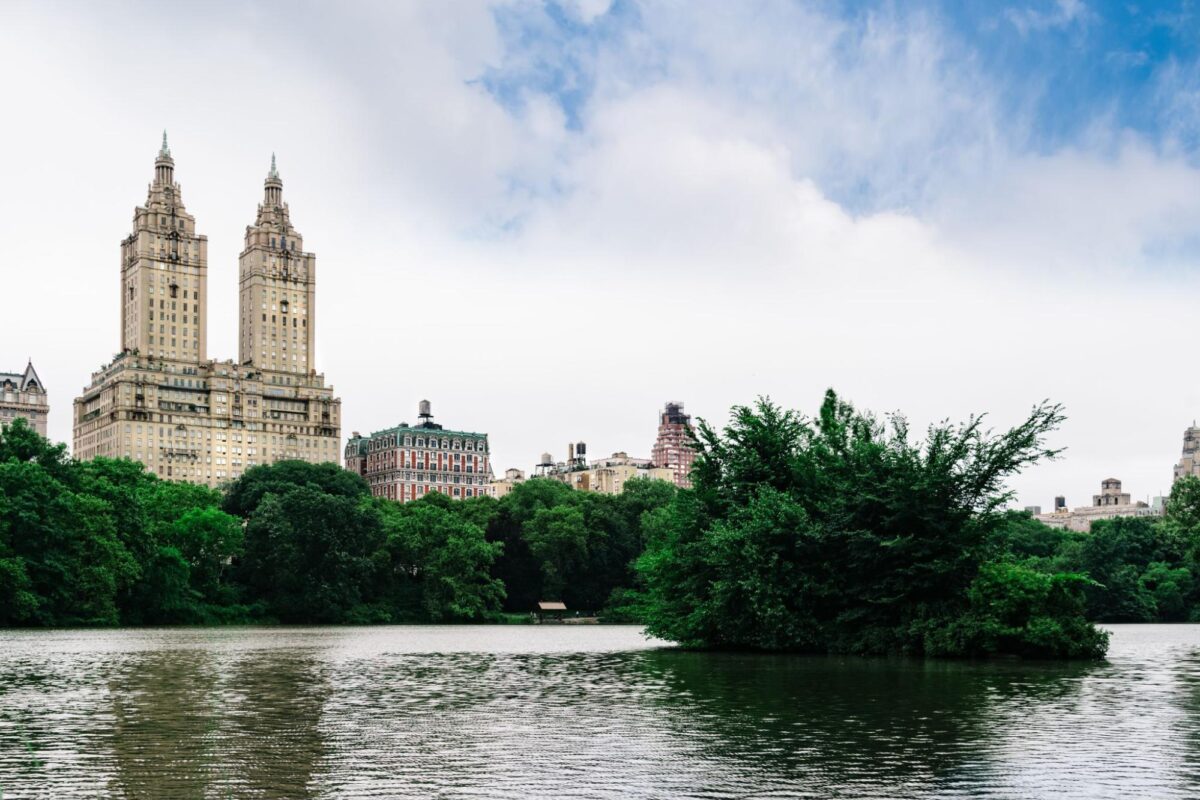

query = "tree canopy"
[{"left": 636, "top": 391, "right": 1109, "bottom": 658}]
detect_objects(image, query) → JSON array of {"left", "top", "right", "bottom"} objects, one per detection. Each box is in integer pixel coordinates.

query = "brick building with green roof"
[{"left": 344, "top": 400, "right": 493, "bottom": 502}]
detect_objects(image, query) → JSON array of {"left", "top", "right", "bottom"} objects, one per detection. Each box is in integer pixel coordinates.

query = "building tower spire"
[
  {"left": 264, "top": 152, "right": 282, "bottom": 206},
  {"left": 154, "top": 130, "right": 174, "bottom": 187}
]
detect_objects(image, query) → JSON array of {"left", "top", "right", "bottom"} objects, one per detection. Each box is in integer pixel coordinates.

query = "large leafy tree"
[
  {"left": 376, "top": 497, "right": 504, "bottom": 621},
  {"left": 239, "top": 486, "right": 383, "bottom": 622},
  {"left": 223, "top": 460, "right": 368, "bottom": 518},
  {"left": 637, "top": 391, "right": 1107, "bottom": 658},
  {"left": 0, "top": 456, "right": 135, "bottom": 626}
]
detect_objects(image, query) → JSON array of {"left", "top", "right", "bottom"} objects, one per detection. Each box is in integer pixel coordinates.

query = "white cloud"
[
  {"left": 1005, "top": 0, "right": 1092, "bottom": 37},
  {"left": 0, "top": 0, "right": 1196, "bottom": 513}
]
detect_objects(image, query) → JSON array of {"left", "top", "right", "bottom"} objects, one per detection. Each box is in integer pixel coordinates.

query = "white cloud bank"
[{"left": 0, "top": 1, "right": 1197, "bottom": 509}]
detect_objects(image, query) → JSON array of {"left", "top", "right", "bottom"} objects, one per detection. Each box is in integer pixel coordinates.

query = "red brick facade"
[{"left": 651, "top": 401, "right": 695, "bottom": 489}]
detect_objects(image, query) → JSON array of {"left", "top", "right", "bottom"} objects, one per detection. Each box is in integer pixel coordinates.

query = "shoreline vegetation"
[{"left": 5, "top": 392, "right": 1200, "bottom": 658}]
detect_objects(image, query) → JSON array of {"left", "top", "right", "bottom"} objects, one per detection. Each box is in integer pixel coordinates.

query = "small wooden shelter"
[{"left": 535, "top": 600, "right": 567, "bottom": 623}]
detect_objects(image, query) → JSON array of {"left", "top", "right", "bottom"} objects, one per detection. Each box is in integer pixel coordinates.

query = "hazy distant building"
[
  {"left": 344, "top": 401, "right": 492, "bottom": 502},
  {"left": 543, "top": 443, "right": 674, "bottom": 495},
  {"left": 490, "top": 467, "right": 526, "bottom": 498},
  {"left": 1093, "top": 478, "right": 1131, "bottom": 507},
  {"left": 1175, "top": 424, "right": 1200, "bottom": 482},
  {"left": 0, "top": 361, "right": 48, "bottom": 436},
  {"left": 72, "top": 135, "right": 341, "bottom": 485},
  {"left": 651, "top": 401, "right": 696, "bottom": 488},
  {"left": 1035, "top": 478, "right": 1157, "bottom": 532},
  {"left": 1023, "top": 505, "right": 1042, "bottom": 516}
]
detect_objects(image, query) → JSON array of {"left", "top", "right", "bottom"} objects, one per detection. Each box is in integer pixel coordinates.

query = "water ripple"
[{"left": 0, "top": 624, "right": 1198, "bottom": 798}]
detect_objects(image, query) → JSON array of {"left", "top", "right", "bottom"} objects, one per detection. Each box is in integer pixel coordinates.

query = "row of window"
[
  {"left": 364, "top": 436, "right": 485, "bottom": 452},
  {"left": 375, "top": 485, "right": 484, "bottom": 500}
]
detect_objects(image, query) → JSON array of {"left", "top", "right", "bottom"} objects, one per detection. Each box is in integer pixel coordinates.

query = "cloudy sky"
[{"left": 2, "top": 0, "right": 1199, "bottom": 509}]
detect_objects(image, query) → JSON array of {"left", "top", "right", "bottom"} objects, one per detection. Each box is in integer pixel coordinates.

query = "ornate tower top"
[
  {"left": 264, "top": 152, "right": 282, "bottom": 206},
  {"left": 154, "top": 130, "right": 175, "bottom": 187}
]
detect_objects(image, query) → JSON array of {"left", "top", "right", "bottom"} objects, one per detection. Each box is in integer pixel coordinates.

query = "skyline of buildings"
[
  {"left": 70, "top": 135, "right": 341, "bottom": 487},
  {"left": 1033, "top": 477, "right": 1162, "bottom": 533},
  {"left": 15, "top": 135, "right": 1197, "bottom": 506},
  {"left": 537, "top": 444, "right": 676, "bottom": 495}
]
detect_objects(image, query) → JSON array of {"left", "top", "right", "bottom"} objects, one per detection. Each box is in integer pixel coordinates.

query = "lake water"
[{"left": 0, "top": 624, "right": 1197, "bottom": 798}]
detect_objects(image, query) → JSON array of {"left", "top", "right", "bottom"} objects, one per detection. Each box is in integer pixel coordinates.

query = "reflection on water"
[{"left": 0, "top": 625, "right": 1198, "bottom": 798}]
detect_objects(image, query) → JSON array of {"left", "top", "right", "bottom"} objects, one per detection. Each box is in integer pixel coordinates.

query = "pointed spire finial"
[
  {"left": 268, "top": 152, "right": 279, "bottom": 180},
  {"left": 160, "top": 130, "right": 170, "bottom": 158}
]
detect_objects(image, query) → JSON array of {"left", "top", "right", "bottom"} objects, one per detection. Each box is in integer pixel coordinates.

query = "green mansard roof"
[{"left": 350, "top": 423, "right": 488, "bottom": 442}]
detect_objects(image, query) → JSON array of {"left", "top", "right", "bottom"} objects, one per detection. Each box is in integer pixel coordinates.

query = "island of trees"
[{"left": 6, "top": 392, "right": 1200, "bottom": 660}]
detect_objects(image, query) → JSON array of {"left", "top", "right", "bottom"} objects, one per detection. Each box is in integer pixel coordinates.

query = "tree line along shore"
[{"left": 6, "top": 392, "right": 1200, "bottom": 659}]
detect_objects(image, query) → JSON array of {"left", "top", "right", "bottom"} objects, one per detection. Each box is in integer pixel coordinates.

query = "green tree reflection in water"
[
  {"left": 632, "top": 649, "right": 1099, "bottom": 796},
  {"left": 92, "top": 645, "right": 331, "bottom": 799},
  {"left": 106, "top": 650, "right": 219, "bottom": 798},
  {"left": 209, "top": 651, "right": 330, "bottom": 798}
]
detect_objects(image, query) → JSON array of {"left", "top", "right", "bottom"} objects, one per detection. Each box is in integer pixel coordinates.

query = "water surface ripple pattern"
[{"left": 0, "top": 624, "right": 1197, "bottom": 798}]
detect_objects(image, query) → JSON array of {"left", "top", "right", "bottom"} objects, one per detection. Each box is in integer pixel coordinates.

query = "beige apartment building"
[
  {"left": 541, "top": 444, "right": 674, "bottom": 495},
  {"left": 0, "top": 361, "right": 49, "bottom": 436},
  {"left": 73, "top": 135, "right": 340, "bottom": 486},
  {"left": 1034, "top": 478, "right": 1158, "bottom": 533},
  {"left": 489, "top": 468, "right": 526, "bottom": 498}
]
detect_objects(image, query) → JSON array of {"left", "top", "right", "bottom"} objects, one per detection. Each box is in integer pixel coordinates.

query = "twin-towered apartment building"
[
  {"left": 38, "top": 134, "right": 696, "bottom": 497},
  {"left": 71, "top": 135, "right": 340, "bottom": 487}
]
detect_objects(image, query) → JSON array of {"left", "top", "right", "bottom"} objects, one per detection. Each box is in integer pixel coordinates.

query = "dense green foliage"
[
  {"left": 0, "top": 418, "right": 671, "bottom": 626},
  {"left": 992, "top": 474, "right": 1200, "bottom": 623},
  {"left": 10, "top": 395, "right": 1198, "bottom": 655},
  {"left": 635, "top": 392, "right": 1110, "bottom": 659},
  {"left": 0, "top": 419, "right": 241, "bottom": 625},
  {"left": 483, "top": 476, "right": 675, "bottom": 614}
]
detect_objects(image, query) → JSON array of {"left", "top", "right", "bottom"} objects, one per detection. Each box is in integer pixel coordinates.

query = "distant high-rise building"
[
  {"left": 73, "top": 135, "right": 341, "bottom": 486},
  {"left": 0, "top": 361, "right": 48, "bottom": 436},
  {"left": 651, "top": 401, "right": 696, "bottom": 488},
  {"left": 344, "top": 401, "right": 492, "bottom": 502},
  {"left": 238, "top": 154, "right": 317, "bottom": 375},
  {"left": 1175, "top": 423, "right": 1200, "bottom": 482}
]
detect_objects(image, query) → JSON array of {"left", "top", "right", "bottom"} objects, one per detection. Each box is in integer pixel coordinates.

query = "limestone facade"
[
  {"left": 544, "top": 449, "right": 674, "bottom": 495},
  {"left": 489, "top": 468, "right": 526, "bottom": 499},
  {"left": 73, "top": 136, "right": 341, "bottom": 487},
  {"left": 0, "top": 361, "right": 48, "bottom": 436},
  {"left": 1035, "top": 477, "right": 1157, "bottom": 533}
]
